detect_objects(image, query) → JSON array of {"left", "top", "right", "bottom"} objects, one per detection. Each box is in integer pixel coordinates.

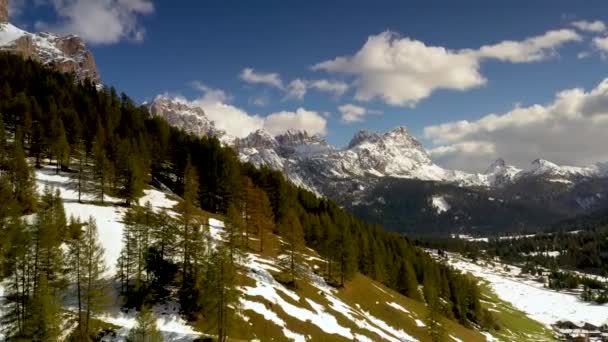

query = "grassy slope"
[
  {"left": 189, "top": 208, "right": 555, "bottom": 342},
  {"left": 191, "top": 225, "right": 489, "bottom": 342}
]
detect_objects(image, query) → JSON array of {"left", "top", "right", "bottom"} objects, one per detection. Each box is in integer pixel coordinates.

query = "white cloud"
[
  {"left": 170, "top": 82, "right": 327, "bottom": 138},
  {"left": 593, "top": 36, "right": 608, "bottom": 56},
  {"left": 578, "top": 51, "right": 591, "bottom": 59},
  {"left": 287, "top": 79, "right": 308, "bottom": 99},
  {"left": 286, "top": 78, "right": 349, "bottom": 100},
  {"left": 240, "top": 68, "right": 284, "bottom": 89},
  {"left": 572, "top": 20, "right": 606, "bottom": 33},
  {"left": 474, "top": 29, "right": 581, "bottom": 63},
  {"left": 313, "top": 29, "right": 581, "bottom": 107},
  {"left": 338, "top": 104, "right": 366, "bottom": 123},
  {"left": 35, "top": 0, "right": 154, "bottom": 44},
  {"left": 308, "top": 79, "right": 349, "bottom": 97},
  {"left": 264, "top": 108, "right": 327, "bottom": 136},
  {"left": 424, "top": 79, "right": 608, "bottom": 171}
]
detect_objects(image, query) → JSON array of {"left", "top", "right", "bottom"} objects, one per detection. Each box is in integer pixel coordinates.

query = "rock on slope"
[{"left": 0, "top": 2, "right": 99, "bottom": 83}]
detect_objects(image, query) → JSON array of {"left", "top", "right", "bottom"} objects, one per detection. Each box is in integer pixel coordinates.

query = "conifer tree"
[
  {"left": 74, "top": 217, "right": 108, "bottom": 336},
  {"left": 279, "top": 209, "right": 305, "bottom": 285},
  {"left": 225, "top": 204, "right": 245, "bottom": 263},
  {"left": 73, "top": 140, "right": 91, "bottom": 203},
  {"left": 93, "top": 125, "right": 110, "bottom": 204},
  {"left": 397, "top": 260, "right": 421, "bottom": 301},
  {"left": 127, "top": 306, "right": 163, "bottom": 342},
  {"left": 424, "top": 276, "right": 445, "bottom": 342},
  {"left": 8, "top": 138, "right": 36, "bottom": 212},
  {"left": 179, "top": 159, "right": 199, "bottom": 282},
  {"left": 201, "top": 242, "right": 239, "bottom": 342},
  {"left": 337, "top": 225, "right": 357, "bottom": 287}
]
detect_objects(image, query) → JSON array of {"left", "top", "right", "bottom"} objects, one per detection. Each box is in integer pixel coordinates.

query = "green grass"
[{"left": 477, "top": 282, "right": 557, "bottom": 342}]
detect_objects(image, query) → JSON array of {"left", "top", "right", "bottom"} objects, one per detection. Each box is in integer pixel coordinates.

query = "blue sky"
[{"left": 10, "top": 0, "right": 608, "bottom": 171}]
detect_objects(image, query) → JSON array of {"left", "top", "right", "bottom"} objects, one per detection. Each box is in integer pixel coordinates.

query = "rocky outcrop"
[
  {"left": 0, "top": 22, "right": 100, "bottom": 83},
  {"left": 0, "top": 0, "right": 8, "bottom": 23}
]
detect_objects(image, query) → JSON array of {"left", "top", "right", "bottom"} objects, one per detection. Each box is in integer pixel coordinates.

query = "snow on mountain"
[
  {"left": 518, "top": 159, "right": 601, "bottom": 180},
  {"left": 431, "top": 196, "right": 450, "bottom": 214},
  {"left": 146, "top": 96, "right": 608, "bottom": 199},
  {"left": 0, "top": 22, "right": 99, "bottom": 83},
  {"left": 148, "top": 95, "right": 236, "bottom": 145},
  {"left": 484, "top": 158, "right": 523, "bottom": 187}
]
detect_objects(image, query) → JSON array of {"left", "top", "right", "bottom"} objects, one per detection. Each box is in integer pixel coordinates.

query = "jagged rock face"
[
  {"left": 0, "top": 23, "right": 100, "bottom": 83},
  {"left": 239, "top": 129, "right": 278, "bottom": 150},
  {"left": 0, "top": 0, "right": 8, "bottom": 23},
  {"left": 148, "top": 96, "right": 235, "bottom": 145}
]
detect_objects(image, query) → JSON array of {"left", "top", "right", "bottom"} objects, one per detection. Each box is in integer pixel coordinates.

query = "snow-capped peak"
[
  {"left": 276, "top": 129, "right": 328, "bottom": 147},
  {"left": 485, "top": 158, "right": 507, "bottom": 174},
  {"left": 148, "top": 96, "right": 236, "bottom": 145},
  {"left": 347, "top": 130, "right": 382, "bottom": 148},
  {"left": 520, "top": 158, "right": 597, "bottom": 179},
  {"left": 240, "top": 129, "right": 278, "bottom": 150},
  {"left": 0, "top": 22, "right": 99, "bottom": 82}
]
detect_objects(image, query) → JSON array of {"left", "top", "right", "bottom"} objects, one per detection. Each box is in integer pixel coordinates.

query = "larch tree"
[
  {"left": 80, "top": 217, "right": 109, "bottom": 335},
  {"left": 279, "top": 209, "right": 305, "bottom": 285},
  {"left": 128, "top": 305, "right": 163, "bottom": 342}
]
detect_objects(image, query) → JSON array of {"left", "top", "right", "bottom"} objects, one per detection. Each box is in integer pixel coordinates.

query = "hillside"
[
  {"left": 0, "top": 53, "right": 508, "bottom": 341},
  {"left": 1, "top": 163, "right": 550, "bottom": 342}
]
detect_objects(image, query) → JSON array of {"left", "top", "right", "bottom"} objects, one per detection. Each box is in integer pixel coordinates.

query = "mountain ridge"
[{"left": 0, "top": 20, "right": 99, "bottom": 83}]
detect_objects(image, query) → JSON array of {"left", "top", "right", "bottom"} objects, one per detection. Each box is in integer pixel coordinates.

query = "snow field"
[
  {"left": 447, "top": 253, "right": 608, "bottom": 327},
  {"left": 33, "top": 167, "right": 199, "bottom": 341}
]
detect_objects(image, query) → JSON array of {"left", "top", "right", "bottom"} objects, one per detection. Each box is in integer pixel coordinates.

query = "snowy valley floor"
[{"left": 441, "top": 252, "right": 608, "bottom": 328}]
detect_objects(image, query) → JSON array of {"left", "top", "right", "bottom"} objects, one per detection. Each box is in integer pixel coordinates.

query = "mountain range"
[{"left": 149, "top": 96, "right": 608, "bottom": 235}]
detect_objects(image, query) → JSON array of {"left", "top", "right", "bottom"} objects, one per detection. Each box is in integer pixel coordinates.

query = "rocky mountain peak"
[
  {"left": 384, "top": 126, "right": 424, "bottom": 149},
  {"left": 240, "top": 129, "right": 278, "bottom": 150},
  {"left": 0, "top": 22, "right": 100, "bottom": 83},
  {"left": 148, "top": 96, "right": 233, "bottom": 143},
  {"left": 347, "top": 130, "right": 382, "bottom": 148},
  {"left": 0, "top": 0, "right": 8, "bottom": 23},
  {"left": 276, "top": 130, "right": 327, "bottom": 147},
  {"left": 485, "top": 158, "right": 507, "bottom": 174}
]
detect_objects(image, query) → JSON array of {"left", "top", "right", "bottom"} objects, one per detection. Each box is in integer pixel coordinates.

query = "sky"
[{"left": 8, "top": 0, "right": 608, "bottom": 172}]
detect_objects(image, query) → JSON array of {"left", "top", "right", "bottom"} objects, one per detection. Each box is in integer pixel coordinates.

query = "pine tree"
[
  {"left": 179, "top": 159, "right": 200, "bottom": 283},
  {"left": 73, "top": 140, "right": 92, "bottom": 203},
  {"left": 279, "top": 209, "right": 305, "bottom": 285},
  {"left": 398, "top": 260, "right": 421, "bottom": 301},
  {"left": 337, "top": 225, "right": 357, "bottom": 287},
  {"left": 225, "top": 204, "right": 245, "bottom": 264},
  {"left": 8, "top": 138, "right": 36, "bottom": 212},
  {"left": 424, "top": 276, "right": 445, "bottom": 342},
  {"left": 78, "top": 217, "right": 108, "bottom": 335},
  {"left": 201, "top": 243, "right": 239, "bottom": 342},
  {"left": 92, "top": 125, "right": 110, "bottom": 204},
  {"left": 127, "top": 306, "right": 163, "bottom": 342}
]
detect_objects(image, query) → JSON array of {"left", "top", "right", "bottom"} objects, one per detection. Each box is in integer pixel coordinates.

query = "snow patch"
[{"left": 431, "top": 196, "right": 450, "bottom": 214}]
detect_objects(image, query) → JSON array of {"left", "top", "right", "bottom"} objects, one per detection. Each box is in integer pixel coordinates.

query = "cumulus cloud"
[
  {"left": 308, "top": 79, "right": 349, "bottom": 97},
  {"left": 264, "top": 108, "right": 327, "bottom": 136},
  {"left": 171, "top": 82, "right": 327, "bottom": 138},
  {"left": 338, "top": 104, "right": 366, "bottom": 123},
  {"left": 313, "top": 29, "right": 581, "bottom": 107},
  {"left": 286, "top": 79, "right": 308, "bottom": 100},
  {"left": 35, "top": 0, "right": 154, "bottom": 44},
  {"left": 240, "top": 68, "right": 284, "bottom": 89},
  {"left": 593, "top": 36, "right": 608, "bottom": 56},
  {"left": 572, "top": 20, "right": 606, "bottom": 33},
  {"left": 474, "top": 29, "right": 581, "bottom": 63},
  {"left": 424, "top": 79, "right": 608, "bottom": 171},
  {"left": 285, "top": 78, "right": 349, "bottom": 100}
]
